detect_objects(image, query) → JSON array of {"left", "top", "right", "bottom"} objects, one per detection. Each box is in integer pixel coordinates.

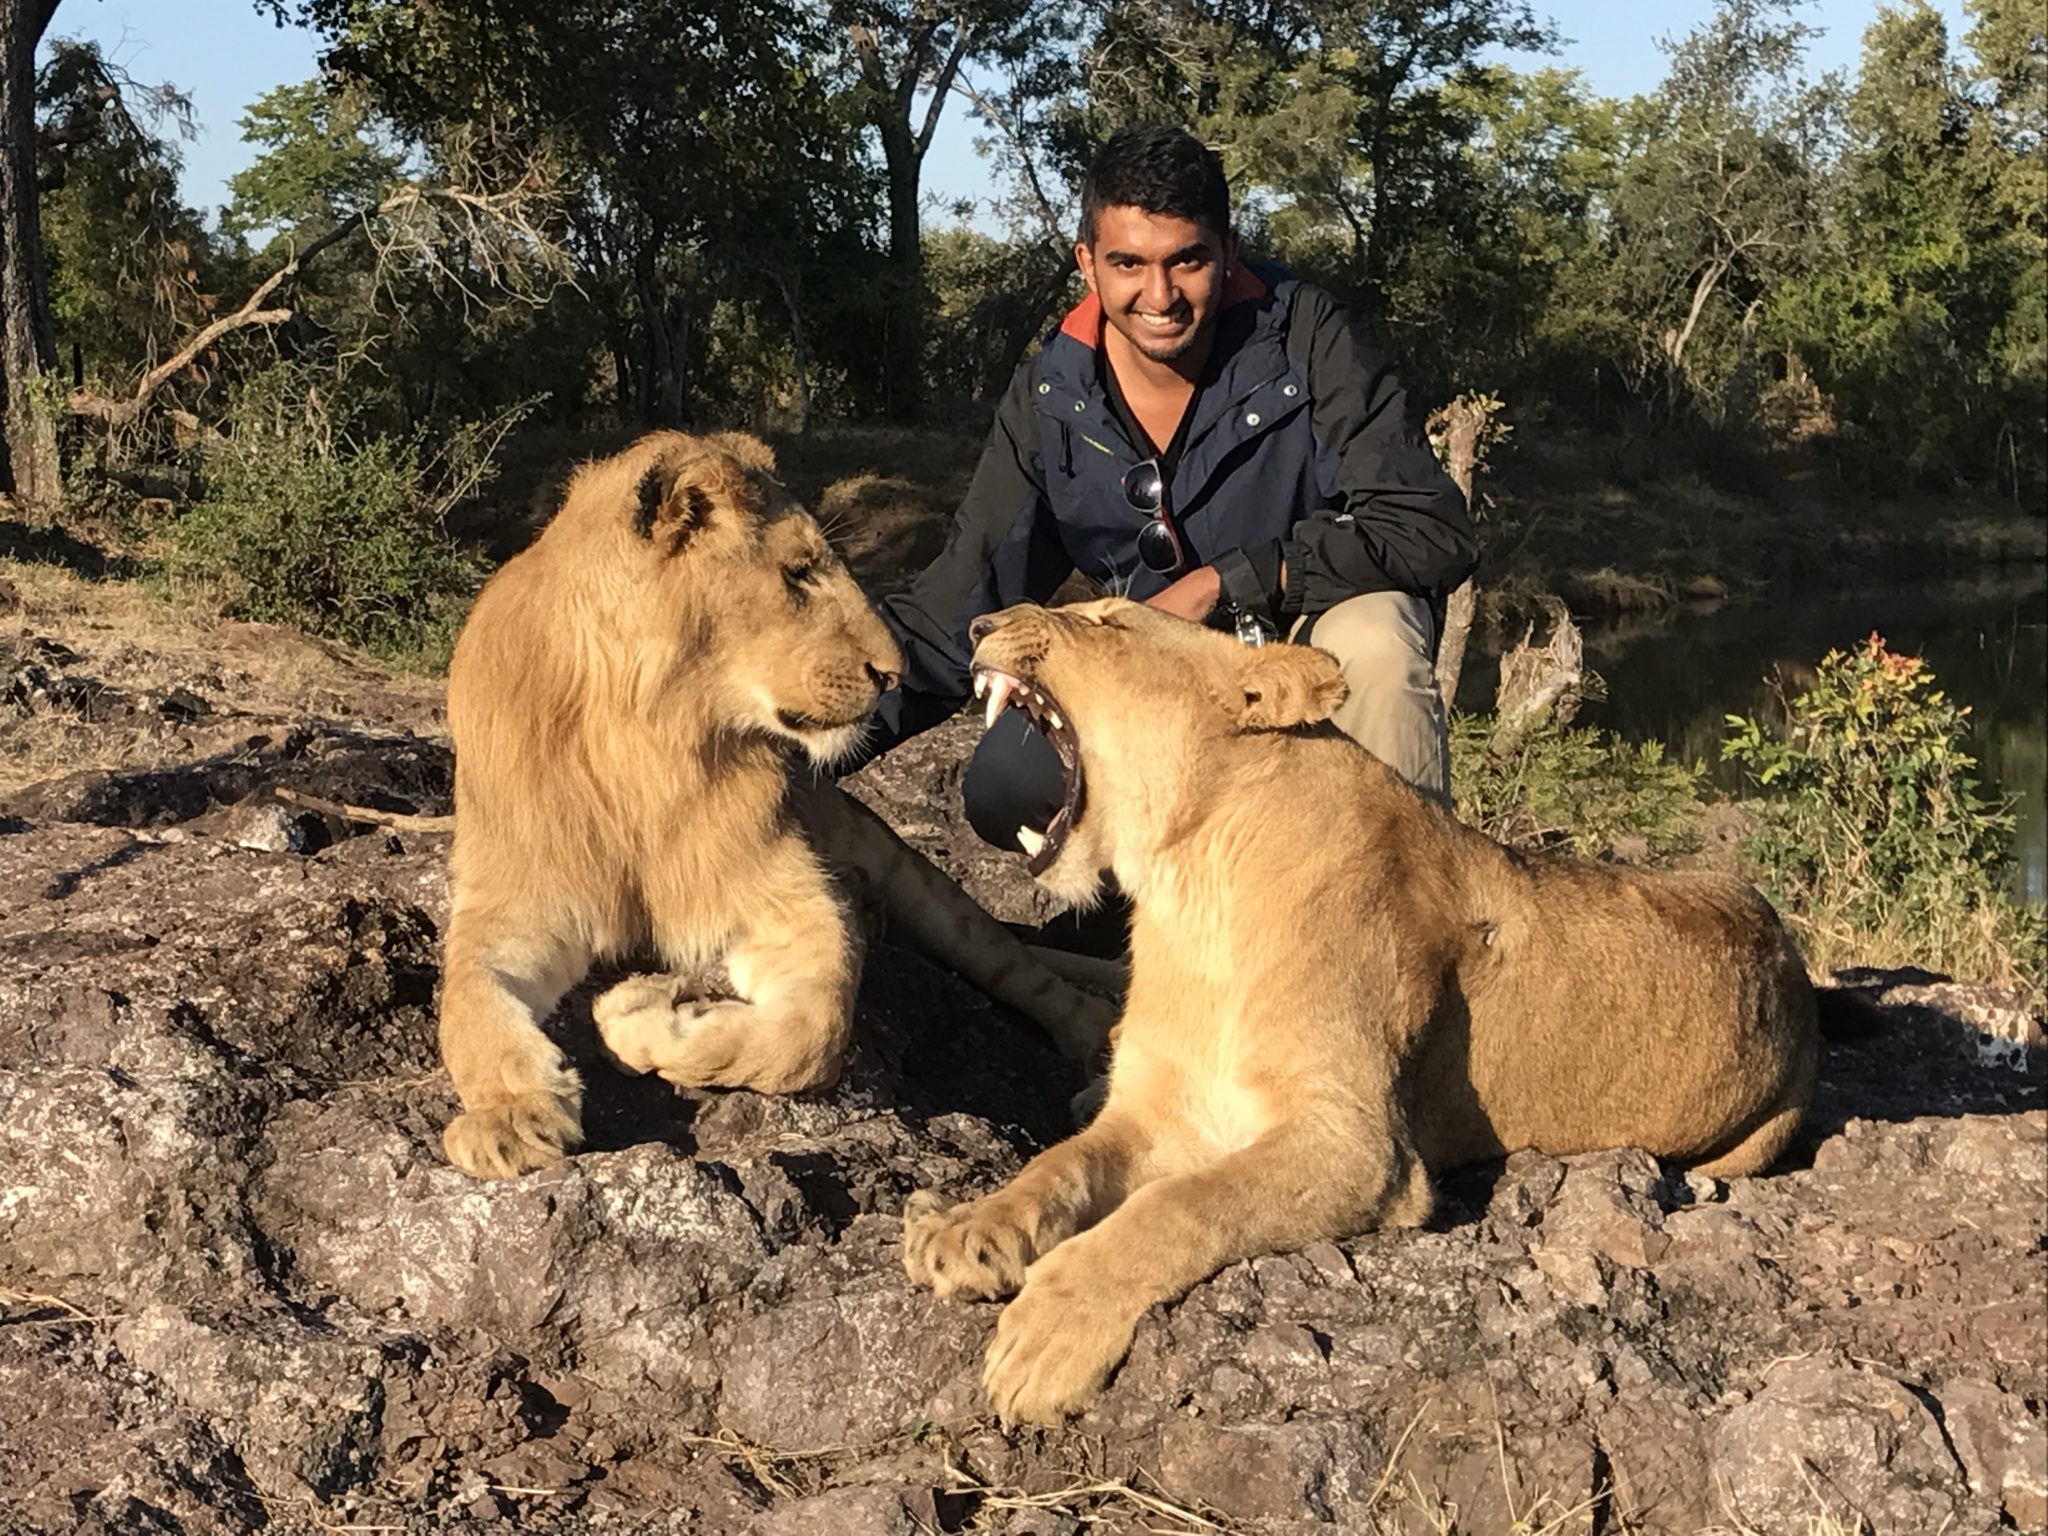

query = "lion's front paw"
[
  {"left": 983, "top": 1253, "right": 1138, "bottom": 1425},
  {"left": 443, "top": 1090, "right": 582, "bottom": 1179},
  {"left": 901, "top": 1190, "right": 1037, "bottom": 1301}
]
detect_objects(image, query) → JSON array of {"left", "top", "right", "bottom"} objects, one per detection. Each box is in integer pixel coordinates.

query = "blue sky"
[{"left": 44, "top": 0, "right": 1973, "bottom": 222}]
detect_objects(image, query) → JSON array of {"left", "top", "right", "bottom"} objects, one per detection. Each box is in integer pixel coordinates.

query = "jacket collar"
[{"left": 1036, "top": 266, "right": 1296, "bottom": 476}]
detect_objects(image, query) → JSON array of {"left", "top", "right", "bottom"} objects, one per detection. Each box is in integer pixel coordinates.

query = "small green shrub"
[
  {"left": 1724, "top": 634, "right": 2047, "bottom": 1003},
  {"left": 168, "top": 368, "right": 494, "bottom": 665},
  {"left": 1452, "top": 712, "right": 1706, "bottom": 862}
]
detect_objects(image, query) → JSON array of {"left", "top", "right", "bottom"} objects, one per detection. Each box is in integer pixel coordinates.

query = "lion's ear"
[
  {"left": 1236, "top": 644, "right": 1348, "bottom": 731},
  {"left": 633, "top": 452, "right": 736, "bottom": 553}
]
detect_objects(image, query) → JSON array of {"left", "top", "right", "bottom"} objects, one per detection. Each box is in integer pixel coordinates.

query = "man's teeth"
[{"left": 1017, "top": 826, "right": 1046, "bottom": 856}]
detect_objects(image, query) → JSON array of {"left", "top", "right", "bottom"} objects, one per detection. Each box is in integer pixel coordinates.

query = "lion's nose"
[
  {"left": 968, "top": 615, "right": 998, "bottom": 645},
  {"left": 867, "top": 661, "right": 901, "bottom": 694}
]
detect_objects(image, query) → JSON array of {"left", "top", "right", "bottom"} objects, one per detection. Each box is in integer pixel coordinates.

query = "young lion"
[
  {"left": 902, "top": 598, "right": 1821, "bottom": 1424},
  {"left": 440, "top": 433, "right": 1113, "bottom": 1180}
]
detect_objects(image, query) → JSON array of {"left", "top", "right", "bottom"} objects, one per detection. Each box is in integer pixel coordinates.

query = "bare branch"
[
  {"left": 66, "top": 145, "right": 572, "bottom": 433},
  {"left": 916, "top": 25, "right": 974, "bottom": 162},
  {"left": 66, "top": 204, "right": 386, "bottom": 428}
]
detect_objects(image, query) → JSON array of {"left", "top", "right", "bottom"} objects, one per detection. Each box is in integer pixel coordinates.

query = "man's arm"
[
  {"left": 844, "top": 369, "right": 1074, "bottom": 772},
  {"left": 1281, "top": 286, "right": 1476, "bottom": 620},
  {"left": 1207, "top": 285, "right": 1475, "bottom": 632}
]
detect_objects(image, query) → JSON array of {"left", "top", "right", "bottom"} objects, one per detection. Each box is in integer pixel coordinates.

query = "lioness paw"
[
  {"left": 983, "top": 1258, "right": 1137, "bottom": 1426},
  {"left": 443, "top": 1091, "right": 582, "bottom": 1179},
  {"left": 901, "top": 1191, "right": 1035, "bottom": 1300}
]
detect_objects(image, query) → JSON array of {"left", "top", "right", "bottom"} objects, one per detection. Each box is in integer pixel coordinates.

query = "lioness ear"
[{"left": 1237, "top": 644, "right": 1348, "bottom": 731}]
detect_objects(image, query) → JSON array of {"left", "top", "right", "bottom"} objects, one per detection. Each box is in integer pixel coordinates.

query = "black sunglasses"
[{"left": 1121, "top": 458, "right": 1188, "bottom": 575}]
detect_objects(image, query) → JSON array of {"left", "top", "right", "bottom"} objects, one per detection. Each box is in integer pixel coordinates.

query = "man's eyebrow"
[{"left": 1102, "top": 242, "right": 1216, "bottom": 264}]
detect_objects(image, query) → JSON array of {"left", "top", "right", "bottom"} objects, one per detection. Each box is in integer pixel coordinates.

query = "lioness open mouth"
[{"left": 973, "top": 666, "right": 1083, "bottom": 877}]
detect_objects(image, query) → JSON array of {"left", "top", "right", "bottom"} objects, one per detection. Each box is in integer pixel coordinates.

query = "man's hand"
[{"left": 1144, "top": 565, "right": 1221, "bottom": 623}]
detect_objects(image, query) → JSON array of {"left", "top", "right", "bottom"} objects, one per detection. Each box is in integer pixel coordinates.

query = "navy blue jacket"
[{"left": 857, "top": 267, "right": 1475, "bottom": 762}]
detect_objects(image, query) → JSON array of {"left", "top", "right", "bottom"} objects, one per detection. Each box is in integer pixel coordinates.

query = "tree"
[
  {"left": 37, "top": 40, "right": 213, "bottom": 426},
  {"left": 0, "top": 0, "right": 61, "bottom": 507},
  {"left": 1591, "top": 0, "right": 1836, "bottom": 418},
  {"left": 266, "top": 0, "right": 871, "bottom": 427},
  {"left": 1761, "top": 1, "right": 2043, "bottom": 493},
  {"left": 1964, "top": 0, "right": 2046, "bottom": 499},
  {"left": 837, "top": 0, "right": 1075, "bottom": 421},
  {"left": 1083, "top": 0, "right": 1554, "bottom": 324}
]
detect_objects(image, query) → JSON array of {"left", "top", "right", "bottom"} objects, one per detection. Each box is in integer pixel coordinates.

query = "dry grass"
[
  {"left": 659, "top": 1407, "right": 1626, "bottom": 1536},
  {"left": 1, "top": 557, "right": 443, "bottom": 799}
]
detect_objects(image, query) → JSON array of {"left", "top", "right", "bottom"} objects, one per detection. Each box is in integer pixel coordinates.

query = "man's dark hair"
[{"left": 1079, "top": 126, "right": 1231, "bottom": 247}]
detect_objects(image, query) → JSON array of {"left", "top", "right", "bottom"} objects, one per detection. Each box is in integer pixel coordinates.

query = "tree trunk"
[
  {"left": 0, "top": 0, "right": 60, "bottom": 509},
  {"left": 773, "top": 271, "right": 811, "bottom": 438},
  {"left": 877, "top": 113, "right": 925, "bottom": 424},
  {"left": 1428, "top": 395, "right": 1489, "bottom": 709}
]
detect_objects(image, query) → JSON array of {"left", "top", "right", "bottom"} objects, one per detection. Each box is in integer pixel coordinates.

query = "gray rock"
[
  {"left": 1936, "top": 1377, "right": 2048, "bottom": 1530},
  {"left": 1713, "top": 1358, "right": 1969, "bottom": 1534}
]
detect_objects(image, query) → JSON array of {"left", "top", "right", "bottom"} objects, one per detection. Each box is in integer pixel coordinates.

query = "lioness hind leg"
[
  {"left": 1687, "top": 1102, "right": 1806, "bottom": 1180},
  {"left": 439, "top": 912, "right": 591, "bottom": 1180}
]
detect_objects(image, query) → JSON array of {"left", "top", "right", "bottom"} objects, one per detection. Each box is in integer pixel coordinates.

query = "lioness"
[
  {"left": 439, "top": 432, "right": 1114, "bottom": 1180},
  {"left": 902, "top": 598, "right": 1821, "bottom": 1424}
]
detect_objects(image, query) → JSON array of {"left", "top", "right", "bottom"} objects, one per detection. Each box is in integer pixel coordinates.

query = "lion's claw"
[
  {"left": 901, "top": 1192, "right": 1035, "bottom": 1300},
  {"left": 443, "top": 1091, "right": 582, "bottom": 1179}
]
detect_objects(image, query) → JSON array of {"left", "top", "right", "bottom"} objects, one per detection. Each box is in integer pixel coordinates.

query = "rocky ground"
[{"left": 2, "top": 574, "right": 2045, "bottom": 1536}]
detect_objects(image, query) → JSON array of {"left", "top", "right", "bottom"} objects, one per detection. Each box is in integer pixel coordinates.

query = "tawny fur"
[
  {"left": 902, "top": 598, "right": 1818, "bottom": 1424},
  {"left": 439, "top": 433, "right": 1113, "bottom": 1180}
]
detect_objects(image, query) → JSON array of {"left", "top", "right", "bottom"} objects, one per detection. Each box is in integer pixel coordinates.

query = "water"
[{"left": 1454, "top": 573, "right": 2048, "bottom": 903}]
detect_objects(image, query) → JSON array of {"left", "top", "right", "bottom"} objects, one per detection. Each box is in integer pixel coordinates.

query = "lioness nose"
[
  {"left": 867, "top": 661, "right": 901, "bottom": 694},
  {"left": 968, "top": 615, "right": 998, "bottom": 645}
]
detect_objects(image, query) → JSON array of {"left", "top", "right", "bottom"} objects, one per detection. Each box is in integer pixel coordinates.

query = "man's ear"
[{"left": 1237, "top": 644, "right": 1348, "bottom": 731}]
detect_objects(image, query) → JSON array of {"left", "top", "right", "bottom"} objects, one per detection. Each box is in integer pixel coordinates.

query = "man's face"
[{"left": 1075, "top": 205, "right": 1235, "bottom": 365}]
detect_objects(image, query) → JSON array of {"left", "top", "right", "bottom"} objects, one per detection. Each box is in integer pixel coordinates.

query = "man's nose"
[{"left": 1141, "top": 264, "right": 1175, "bottom": 311}]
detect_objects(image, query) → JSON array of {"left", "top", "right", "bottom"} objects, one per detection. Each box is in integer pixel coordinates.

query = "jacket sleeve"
[
  {"left": 841, "top": 366, "right": 1075, "bottom": 773},
  {"left": 1275, "top": 285, "right": 1477, "bottom": 621}
]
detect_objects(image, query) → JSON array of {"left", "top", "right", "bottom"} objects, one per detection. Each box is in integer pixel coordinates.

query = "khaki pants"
[{"left": 1289, "top": 591, "right": 1450, "bottom": 804}]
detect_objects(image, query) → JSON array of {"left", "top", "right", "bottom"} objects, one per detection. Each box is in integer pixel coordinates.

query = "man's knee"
[
  {"left": 1295, "top": 592, "right": 1450, "bottom": 802},
  {"left": 1300, "top": 591, "right": 1437, "bottom": 685},
  {"left": 962, "top": 713, "right": 1065, "bottom": 851}
]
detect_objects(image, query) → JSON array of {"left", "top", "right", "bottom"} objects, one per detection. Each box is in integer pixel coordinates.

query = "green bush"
[
  {"left": 1724, "top": 634, "right": 2047, "bottom": 1003},
  {"left": 168, "top": 368, "right": 492, "bottom": 665},
  {"left": 1452, "top": 712, "right": 1706, "bottom": 862}
]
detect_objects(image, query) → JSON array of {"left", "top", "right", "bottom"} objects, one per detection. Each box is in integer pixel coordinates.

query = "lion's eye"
[{"left": 783, "top": 563, "right": 816, "bottom": 605}]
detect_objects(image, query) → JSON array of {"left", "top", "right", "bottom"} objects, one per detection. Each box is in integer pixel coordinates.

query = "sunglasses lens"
[
  {"left": 1122, "top": 461, "right": 1163, "bottom": 512},
  {"left": 1138, "top": 518, "right": 1182, "bottom": 573}
]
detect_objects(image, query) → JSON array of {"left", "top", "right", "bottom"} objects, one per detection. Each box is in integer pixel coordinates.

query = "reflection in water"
[{"left": 1456, "top": 575, "right": 2048, "bottom": 903}]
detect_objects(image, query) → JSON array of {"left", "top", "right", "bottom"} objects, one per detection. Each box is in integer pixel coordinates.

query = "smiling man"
[{"left": 853, "top": 125, "right": 1475, "bottom": 866}]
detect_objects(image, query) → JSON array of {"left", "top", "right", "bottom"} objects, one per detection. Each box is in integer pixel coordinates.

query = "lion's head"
[
  {"left": 541, "top": 431, "right": 903, "bottom": 765},
  {"left": 967, "top": 598, "right": 1348, "bottom": 904}
]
